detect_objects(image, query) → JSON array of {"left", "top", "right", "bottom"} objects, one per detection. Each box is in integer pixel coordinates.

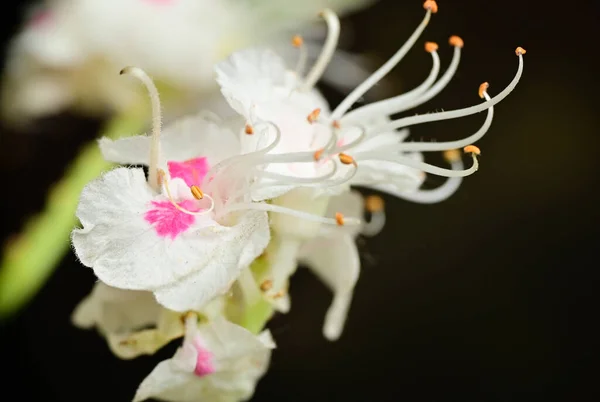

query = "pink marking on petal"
[
  {"left": 144, "top": 200, "right": 199, "bottom": 239},
  {"left": 192, "top": 336, "right": 215, "bottom": 377},
  {"left": 167, "top": 157, "right": 209, "bottom": 187}
]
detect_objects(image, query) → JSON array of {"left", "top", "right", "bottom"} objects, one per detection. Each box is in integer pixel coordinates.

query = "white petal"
[
  {"left": 299, "top": 233, "right": 360, "bottom": 341},
  {"left": 99, "top": 113, "right": 240, "bottom": 166},
  {"left": 71, "top": 282, "right": 159, "bottom": 333},
  {"left": 215, "top": 48, "right": 287, "bottom": 118},
  {"left": 72, "top": 168, "right": 269, "bottom": 304},
  {"left": 153, "top": 210, "right": 270, "bottom": 312}
]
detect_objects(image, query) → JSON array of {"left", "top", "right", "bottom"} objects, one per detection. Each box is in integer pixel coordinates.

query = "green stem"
[{"left": 0, "top": 113, "right": 146, "bottom": 319}]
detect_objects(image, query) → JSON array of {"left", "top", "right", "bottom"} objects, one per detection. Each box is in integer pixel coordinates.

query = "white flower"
[
  {"left": 215, "top": 2, "right": 526, "bottom": 206},
  {"left": 1, "top": 0, "right": 375, "bottom": 123},
  {"left": 72, "top": 69, "right": 273, "bottom": 312},
  {"left": 133, "top": 314, "right": 275, "bottom": 402}
]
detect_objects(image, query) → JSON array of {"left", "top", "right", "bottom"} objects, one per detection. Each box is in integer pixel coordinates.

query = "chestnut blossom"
[{"left": 133, "top": 314, "right": 275, "bottom": 402}]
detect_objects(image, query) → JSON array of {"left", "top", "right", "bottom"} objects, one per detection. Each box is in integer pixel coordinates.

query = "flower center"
[{"left": 144, "top": 200, "right": 200, "bottom": 239}]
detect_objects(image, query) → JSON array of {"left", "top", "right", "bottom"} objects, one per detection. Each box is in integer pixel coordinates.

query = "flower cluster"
[{"left": 71, "top": 2, "right": 525, "bottom": 400}]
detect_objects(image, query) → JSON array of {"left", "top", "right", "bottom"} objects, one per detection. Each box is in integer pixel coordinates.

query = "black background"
[{"left": 1, "top": 1, "right": 598, "bottom": 401}]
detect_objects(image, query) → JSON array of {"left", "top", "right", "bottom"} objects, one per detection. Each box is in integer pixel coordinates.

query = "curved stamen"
[
  {"left": 300, "top": 9, "right": 340, "bottom": 91},
  {"left": 218, "top": 202, "right": 361, "bottom": 226},
  {"left": 324, "top": 123, "right": 367, "bottom": 155},
  {"left": 292, "top": 35, "right": 308, "bottom": 78},
  {"left": 355, "top": 147, "right": 479, "bottom": 178},
  {"left": 362, "top": 195, "right": 386, "bottom": 236},
  {"left": 120, "top": 66, "right": 162, "bottom": 191},
  {"left": 370, "top": 51, "right": 525, "bottom": 133},
  {"left": 259, "top": 158, "right": 338, "bottom": 183},
  {"left": 380, "top": 83, "right": 494, "bottom": 153},
  {"left": 330, "top": 2, "right": 437, "bottom": 121},
  {"left": 394, "top": 36, "right": 464, "bottom": 113},
  {"left": 342, "top": 42, "right": 441, "bottom": 123},
  {"left": 394, "top": 151, "right": 464, "bottom": 204},
  {"left": 158, "top": 170, "right": 215, "bottom": 216}
]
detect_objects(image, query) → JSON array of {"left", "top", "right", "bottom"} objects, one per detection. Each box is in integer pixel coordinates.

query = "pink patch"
[
  {"left": 167, "top": 158, "right": 209, "bottom": 187},
  {"left": 144, "top": 200, "right": 199, "bottom": 239},
  {"left": 192, "top": 336, "right": 215, "bottom": 377}
]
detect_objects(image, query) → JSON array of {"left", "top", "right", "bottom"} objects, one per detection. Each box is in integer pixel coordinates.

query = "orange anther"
[
  {"left": 260, "top": 280, "right": 273, "bottom": 292},
  {"left": 443, "top": 149, "right": 461, "bottom": 163},
  {"left": 313, "top": 148, "right": 324, "bottom": 161},
  {"left": 515, "top": 47, "right": 526, "bottom": 56},
  {"left": 423, "top": 0, "right": 438, "bottom": 13},
  {"left": 449, "top": 35, "right": 464, "bottom": 48},
  {"left": 244, "top": 124, "right": 254, "bottom": 135},
  {"left": 338, "top": 153, "right": 355, "bottom": 165},
  {"left": 425, "top": 42, "right": 439, "bottom": 53},
  {"left": 365, "top": 195, "right": 384, "bottom": 213},
  {"left": 292, "top": 35, "right": 303, "bottom": 47},
  {"left": 307, "top": 108, "right": 321, "bottom": 123},
  {"left": 463, "top": 145, "right": 481, "bottom": 155},
  {"left": 335, "top": 212, "right": 345, "bottom": 226},
  {"left": 478, "top": 82, "right": 490, "bottom": 99},
  {"left": 333, "top": 120, "right": 341, "bottom": 129},
  {"left": 190, "top": 185, "right": 204, "bottom": 200}
]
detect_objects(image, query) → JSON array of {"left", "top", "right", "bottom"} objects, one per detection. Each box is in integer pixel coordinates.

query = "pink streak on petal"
[
  {"left": 192, "top": 336, "right": 215, "bottom": 377},
  {"left": 144, "top": 200, "right": 199, "bottom": 239},
  {"left": 167, "top": 157, "right": 209, "bottom": 187}
]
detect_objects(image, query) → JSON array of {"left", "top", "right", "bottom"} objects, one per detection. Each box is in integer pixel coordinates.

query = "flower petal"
[
  {"left": 72, "top": 168, "right": 269, "bottom": 301},
  {"left": 99, "top": 113, "right": 240, "bottom": 166},
  {"left": 299, "top": 231, "right": 360, "bottom": 341}
]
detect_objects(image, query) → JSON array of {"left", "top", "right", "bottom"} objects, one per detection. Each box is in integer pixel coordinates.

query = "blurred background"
[{"left": 1, "top": 0, "right": 598, "bottom": 401}]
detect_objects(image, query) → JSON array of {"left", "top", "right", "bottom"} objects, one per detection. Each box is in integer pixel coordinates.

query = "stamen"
[
  {"left": 300, "top": 9, "right": 340, "bottom": 91},
  {"left": 342, "top": 43, "right": 441, "bottom": 123},
  {"left": 365, "top": 195, "right": 384, "bottom": 213},
  {"left": 338, "top": 153, "right": 356, "bottom": 166},
  {"left": 159, "top": 170, "right": 215, "bottom": 216},
  {"left": 423, "top": 0, "right": 438, "bottom": 13},
  {"left": 335, "top": 212, "right": 345, "bottom": 226},
  {"left": 190, "top": 185, "right": 204, "bottom": 200},
  {"left": 443, "top": 149, "right": 461, "bottom": 163},
  {"left": 333, "top": 120, "right": 341, "bottom": 129},
  {"left": 245, "top": 124, "right": 254, "bottom": 135},
  {"left": 478, "top": 82, "right": 489, "bottom": 99},
  {"left": 371, "top": 51, "right": 525, "bottom": 133},
  {"left": 307, "top": 108, "right": 321, "bottom": 123},
  {"left": 425, "top": 41, "right": 439, "bottom": 53},
  {"left": 218, "top": 202, "right": 361, "bottom": 226},
  {"left": 449, "top": 35, "right": 464, "bottom": 48},
  {"left": 292, "top": 35, "right": 308, "bottom": 78},
  {"left": 260, "top": 279, "right": 273, "bottom": 292},
  {"left": 381, "top": 83, "right": 494, "bottom": 153},
  {"left": 120, "top": 66, "right": 163, "bottom": 191},
  {"left": 330, "top": 3, "right": 436, "bottom": 121},
  {"left": 463, "top": 145, "right": 481, "bottom": 155},
  {"left": 515, "top": 47, "right": 526, "bottom": 56},
  {"left": 355, "top": 150, "right": 479, "bottom": 178},
  {"left": 314, "top": 148, "right": 324, "bottom": 161}
]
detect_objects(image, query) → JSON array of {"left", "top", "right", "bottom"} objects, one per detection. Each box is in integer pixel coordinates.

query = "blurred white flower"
[
  {"left": 1, "top": 0, "right": 375, "bottom": 124},
  {"left": 133, "top": 314, "right": 275, "bottom": 402}
]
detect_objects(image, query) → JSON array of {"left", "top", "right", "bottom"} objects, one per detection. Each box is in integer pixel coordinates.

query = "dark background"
[{"left": 1, "top": 1, "right": 598, "bottom": 401}]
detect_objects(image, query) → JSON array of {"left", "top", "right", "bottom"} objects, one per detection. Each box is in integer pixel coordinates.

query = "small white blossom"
[{"left": 133, "top": 314, "right": 275, "bottom": 402}]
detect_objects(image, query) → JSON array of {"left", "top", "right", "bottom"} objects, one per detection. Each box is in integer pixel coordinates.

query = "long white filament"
[
  {"left": 342, "top": 49, "right": 441, "bottom": 123},
  {"left": 120, "top": 66, "right": 162, "bottom": 191},
  {"left": 355, "top": 152, "right": 478, "bottom": 177},
  {"left": 300, "top": 9, "right": 340, "bottom": 91},
  {"left": 371, "top": 54, "right": 524, "bottom": 133},
  {"left": 330, "top": 8, "right": 433, "bottom": 121}
]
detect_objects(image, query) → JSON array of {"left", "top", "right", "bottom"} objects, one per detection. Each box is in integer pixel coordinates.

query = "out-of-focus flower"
[
  {"left": 133, "top": 314, "right": 275, "bottom": 402},
  {"left": 1, "top": 0, "right": 376, "bottom": 124}
]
